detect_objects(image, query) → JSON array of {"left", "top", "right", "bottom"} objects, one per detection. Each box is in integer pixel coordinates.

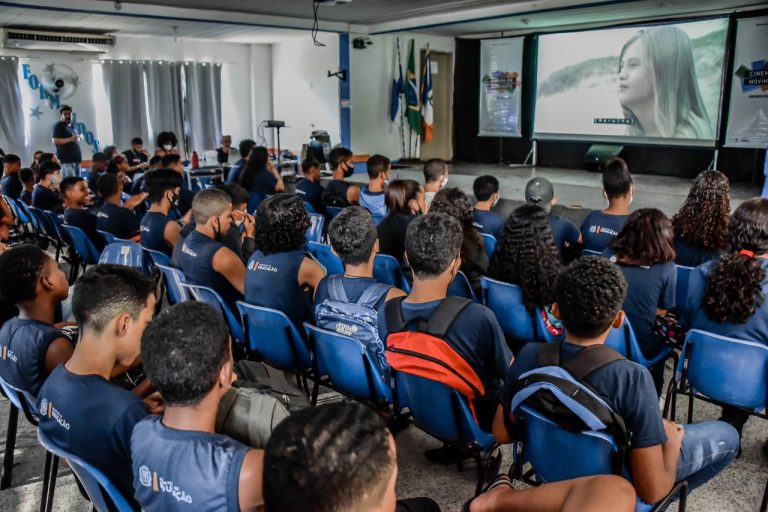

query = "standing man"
[{"left": 51, "top": 105, "right": 82, "bottom": 178}]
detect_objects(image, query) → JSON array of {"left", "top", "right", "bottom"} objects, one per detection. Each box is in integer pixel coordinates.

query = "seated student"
[
  {"left": 161, "top": 153, "right": 195, "bottom": 216},
  {"left": 580, "top": 158, "right": 633, "bottom": 253},
  {"left": 122, "top": 137, "right": 151, "bottom": 174},
  {"left": 494, "top": 257, "right": 739, "bottom": 504},
  {"left": 686, "top": 198, "right": 768, "bottom": 440},
  {"left": 0, "top": 246, "right": 72, "bottom": 397},
  {"left": 225, "top": 139, "right": 256, "bottom": 185},
  {"left": 0, "top": 192, "right": 12, "bottom": 242},
  {"left": 32, "top": 161, "right": 64, "bottom": 213},
  {"left": 422, "top": 158, "right": 448, "bottom": 208},
  {"left": 61, "top": 176, "right": 105, "bottom": 251},
  {"left": 488, "top": 205, "right": 562, "bottom": 348},
  {"left": 0, "top": 154, "right": 22, "bottom": 200},
  {"left": 238, "top": 146, "right": 284, "bottom": 198},
  {"left": 132, "top": 301, "right": 263, "bottom": 511},
  {"left": 322, "top": 147, "right": 360, "bottom": 207},
  {"left": 130, "top": 155, "right": 162, "bottom": 196},
  {"left": 37, "top": 265, "right": 157, "bottom": 507},
  {"left": 376, "top": 179, "right": 425, "bottom": 264},
  {"left": 295, "top": 156, "right": 325, "bottom": 214},
  {"left": 472, "top": 175, "right": 504, "bottom": 239},
  {"left": 672, "top": 170, "right": 730, "bottom": 268},
  {"left": 218, "top": 183, "right": 256, "bottom": 262},
  {"left": 430, "top": 188, "right": 489, "bottom": 292},
  {"left": 606, "top": 209, "right": 676, "bottom": 393},
  {"left": 524, "top": 177, "right": 582, "bottom": 261},
  {"left": 314, "top": 207, "right": 406, "bottom": 367},
  {"left": 96, "top": 173, "right": 141, "bottom": 241},
  {"left": 19, "top": 167, "right": 35, "bottom": 206},
  {"left": 178, "top": 189, "right": 245, "bottom": 312},
  {"left": 359, "top": 154, "right": 390, "bottom": 219},
  {"left": 83, "top": 151, "right": 110, "bottom": 194},
  {"left": 264, "top": 402, "right": 441, "bottom": 512},
  {"left": 245, "top": 194, "right": 324, "bottom": 330},
  {"left": 380, "top": 213, "right": 511, "bottom": 435},
  {"left": 140, "top": 168, "right": 184, "bottom": 256}
]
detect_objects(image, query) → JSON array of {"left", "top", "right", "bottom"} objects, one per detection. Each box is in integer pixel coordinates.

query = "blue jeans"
[
  {"left": 60, "top": 163, "right": 80, "bottom": 178},
  {"left": 675, "top": 420, "right": 739, "bottom": 492}
]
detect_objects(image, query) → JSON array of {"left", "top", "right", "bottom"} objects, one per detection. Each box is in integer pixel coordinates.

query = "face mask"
[
  {"left": 342, "top": 162, "right": 354, "bottom": 178},
  {"left": 167, "top": 192, "right": 180, "bottom": 209},
  {"left": 233, "top": 216, "right": 244, "bottom": 228},
  {"left": 163, "top": 144, "right": 173, "bottom": 151},
  {"left": 628, "top": 190, "right": 634, "bottom": 206},
  {"left": 51, "top": 175, "right": 63, "bottom": 186},
  {"left": 441, "top": 176, "right": 449, "bottom": 188},
  {"left": 492, "top": 195, "right": 500, "bottom": 208},
  {"left": 213, "top": 218, "right": 223, "bottom": 241}
]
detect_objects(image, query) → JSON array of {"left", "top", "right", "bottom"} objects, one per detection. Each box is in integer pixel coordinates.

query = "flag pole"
[{"left": 397, "top": 38, "right": 406, "bottom": 161}]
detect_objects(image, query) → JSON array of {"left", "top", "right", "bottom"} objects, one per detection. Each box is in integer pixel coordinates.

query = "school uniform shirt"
[
  {"left": 131, "top": 416, "right": 249, "bottom": 512},
  {"left": 295, "top": 178, "right": 325, "bottom": 214},
  {"left": 178, "top": 231, "right": 244, "bottom": 313},
  {"left": 225, "top": 159, "right": 246, "bottom": 185},
  {"left": 548, "top": 214, "right": 581, "bottom": 255},
  {"left": 580, "top": 211, "right": 628, "bottom": 253},
  {"left": 472, "top": 209, "right": 504, "bottom": 239},
  {"left": 0, "top": 174, "right": 22, "bottom": 200},
  {"left": 0, "top": 317, "right": 64, "bottom": 397},
  {"left": 244, "top": 167, "right": 277, "bottom": 197},
  {"left": 377, "top": 212, "right": 416, "bottom": 264},
  {"left": 686, "top": 258, "right": 768, "bottom": 344},
  {"left": 97, "top": 203, "right": 140, "bottom": 240},
  {"left": 674, "top": 238, "right": 724, "bottom": 269},
  {"left": 504, "top": 341, "right": 667, "bottom": 449},
  {"left": 32, "top": 185, "right": 63, "bottom": 213},
  {"left": 20, "top": 189, "right": 32, "bottom": 206},
  {"left": 359, "top": 187, "right": 387, "bottom": 218},
  {"left": 37, "top": 365, "right": 148, "bottom": 508},
  {"left": 323, "top": 180, "right": 353, "bottom": 207},
  {"left": 245, "top": 249, "right": 312, "bottom": 331},
  {"left": 64, "top": 207, "right": 105, "bottom": 251},
  {"left": 141, "top": 211, "right": 175, "bottom": 256}
]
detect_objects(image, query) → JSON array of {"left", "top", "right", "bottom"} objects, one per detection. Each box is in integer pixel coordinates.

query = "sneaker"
[{"left": 424, "top": 443, "right": 471, "bottom": 465}]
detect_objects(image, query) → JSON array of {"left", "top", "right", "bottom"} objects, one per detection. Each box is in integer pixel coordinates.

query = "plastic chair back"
[
  {"left": 673, "top": 265, "right": 693, "bottom": 321},
  {"left": 306, "top": 213, "right": 325, "bottom": 244},
  {"left": 447, "top": 271, "right": 478, "bottom": 302},
  {"left": 302, "top": 201, "right": 316, "bottom": 214},
  {"left": 307, "top": 241, "right": 344, "bottom": 275},
  {"left": 681, "top": 329, "right": 768, "bottom": 412},
  {"left": 236, "top": 302, "right": 312, "bottom": 371},
  {"left": 155, "top": 264, "right": 189, "bottom": 305},
  {"left": 99, "top": 241, "right": 148, "bottom": 273},
  {"left": 37, "top": 430, "right": 134, "bottom": 512},
  {"left": 305, "top": 324, "right": 392, "bottom": 404},
  {"left": 327, "top": 206, "right": 344, "bottom": 219},
  {"left": 2, "top": 195, "right": 24, "bottom": 224},
  {"left": 247, "top": 193, "right": 263, "bottom": 214},
  {"left": 63, "top": 225, "right": 101, "bottom": 264},
  {"left": 372, "top": 213, "right": 385, "bottom": 225},
  {"left": 0, "top": 377, "right": 39, "bottom": 425},
  {"left": 43, "top": 211, "right": 71, "bottom": 244},
  {"left": 28, "top": 206, "right": 57, "bottom": 239},
  {"left": 481, "top": 277, "right": 562, "bottom": 343},
  {"left": 373, "top": 253, "right": 408, "bottom": 290},
  {"left": 9, "top": 197, "right": 32, "bottom": 224},
  {"left": 179, "top": 283, "right": 244, "bottom": 344},
  {"left": 17, "top": 201, "right": 41, "bottom": 231},
  {"left": 481, "top": 233, "right": 496, "bottom": 259},
  {"left": 582, "top": 249, "right": 604, "bottom": 257},
  {"left": 96, "top": 230, "right": 117, "bottom": 245},
  {"left": 142, "top": 247, "right": 172, "bottom": 268}
]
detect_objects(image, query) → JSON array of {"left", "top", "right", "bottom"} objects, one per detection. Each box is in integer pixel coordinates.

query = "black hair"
[
  {"left": 156, "top": 131, "right": 178, "bottom": 149},
  {"left": 254, "top": 194, "right": 308, "bottom": 255},
  {"left": 37, "top": 161, "right": 61, "bottom": 180},
  {"left": 96, "top": 172, "right": 120, "bottom": 198},
  {"left": 60, "top": 176, "right": 85, "bottom": 197},
  {"left": 703, "top": 198, "right": 768, "bottom": 324},
  {"left": 143, "top": 168, "right": 183, "bottom": 203},
  {"left": 329, "top": 206, "right": 377, "bottom": 266},
  {"left": 59, "top": 105, "right": 72, "bottom": 114},
  {"left": 429, "top": 187, "right": 486, "bottom": 274},
  {"left": 238, "top": 147, "right": 271, "bottom": 191},
  {"left": 555, "top": 257, "right": 628, "bottom": 338},
  {"left": 141, "top": 302, "right": 229, "bottom": 406},
  {"left": 384, "top": 179, "right": 421, "bottom": 215},
  {"left": 366, "top": 154, "right": 390, "bottom": 179},
  {"left": 301, "top": 157, "right": 321, "bottom": 174},
  {"left": 38, "top": 153, "right": 56, "bottom": 165},
  {"left": 423, "top": 158, "right": 447, "bottom": 183},
  {"left": 103, "top": 145, "right": 118, "bottom": 159},
  {"left": 2, "top": 154, "right": 20, "bottom": 166},
  {"left": 160, "top": 153, "right": 181, "bottom": 168},
  {"left": 238, "top": 139, "right": 257, "bottom": 157},
  {"left": 602, "top": 158, "right": 632, "bottom": 199},
  {"left": 19, "top": 167, "right": 35, "bottom": 184},
  {"left": 489, "top": 205, "right": 560, "bottom": 309},
  {"left": 328, "top": 147, "right": 353, "bottom": 170},
  {"left": 218, "top": 183, "right": 250, "bottom": 206},
  {"left": 131, "top": 137, "right": 143, "bottom": 146},
  {"left": 609, "top": 208, "right": 676, "bottom": 266},
  {"left": 0, "top": 245, "right": 51, "bottom": 304},
  {"left": 264, "top": 402, "right": 394, "bottom": 512},
  {"left": 148, "top": 155, "right": 162, "bottom": 168},
  {"left": 72, "top": 264, "right": 155, "bottom": 334},
  {"left": 473, "top": 175, "right": 499, "bottom": 202},
  {"left": 406, "top": 213, "right": 463, "bottom": 279}
]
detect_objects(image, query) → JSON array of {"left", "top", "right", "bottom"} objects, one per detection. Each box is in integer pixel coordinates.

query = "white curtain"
[
  {"left": 182, "top": 62, "right": 222, "bottom": 154},
  {"left": 102, "top": 60, "right": 149, "bottom": 150},
  {"left": 0, "top": 57, "right": 25, "bottom": 156},
  {"left": 144, "top": 61, "right": 184, "bottom": 154}
]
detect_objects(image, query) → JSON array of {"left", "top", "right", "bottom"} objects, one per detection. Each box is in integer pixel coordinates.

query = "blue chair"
[
  {"left": 155, "top": 264, "right": 190, "bottom": 305},
  {"left": 96, "top": 229, "right": 119, "bottom": 245},
  {"left": 247, "top": 193, "right": 264, "bottom": 214},
  {"left": 305, "top": 323, "right": 392, "bottom": 407},
  {"left": 99, "top": 241, "right": 149, "bottom": 274},
  {"left": 16, "top": 200, "right": 42, "bottom": 234},
  {"left": 480, "top": 277, "right": 563, "bottom": 344},
  {"left": 605, "top": 316, "right": 673, "bottom": 369},
  {"left": 63, "top": 224, "right": 102, "bottom": 282},
  {"left": 2, "top": 195, "right": 30, "bottom": 235},
  {"left": 582, "top": 249, "right": 604, "bottom": 257},
  {"left": 29, "top": 206, "right": 66, "bottom": 260},
  {"left": 307, "top": 241, "right": 344, "bottom": 275},
  {"left": 481, "top": 233, "right": 496, "bottom": 260},
  {"left": 327, "top": 206, "right": 344, "bottom": 219},
  {"left": 179, "top": 283, "right": 244, "bottom": 344},
  {"left": 672, "top": 265, "right": 694, "bottom": 322},
  {"left": 372, "top": 212, "right": 385, "bottom": 225},
  {"left": 142, "top": 247, "right": 172, "bottom": 268},
  {"left": 373, "top": 253, "right": 409, "bottom": 290},
  {"left": 306, "top": 213, "right": 325, "bottom": 244},
  {"left": 43, "top": 211, "right": 71, "bottom": 246},
  {"left": 37, "top": 429, "right": 134, "bottom": 512},
  {"left": 392, "top": 371, "right": 498, "bottom": 495},
  {"left": 447, "top": 271, "right": 478, "bottom": 302},
  {"left": 302, "top": 201, "right": 316, "bottom": 214}
]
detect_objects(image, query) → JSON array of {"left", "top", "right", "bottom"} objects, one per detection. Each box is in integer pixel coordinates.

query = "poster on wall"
[
  {"left": 478, "top": 37, "right": 524, "bottom": 137},
  {"left": 725, "top": 15, "right": 768, "bottom": 148}
]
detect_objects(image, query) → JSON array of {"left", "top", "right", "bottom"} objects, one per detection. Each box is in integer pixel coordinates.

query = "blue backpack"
[{"left": 314, "top": 275, "right": 392, "bottom": 370}]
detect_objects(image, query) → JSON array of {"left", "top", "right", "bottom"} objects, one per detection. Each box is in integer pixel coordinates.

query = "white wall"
[{"left": 349, "top": 32, "right": 455, "bottom": 158}]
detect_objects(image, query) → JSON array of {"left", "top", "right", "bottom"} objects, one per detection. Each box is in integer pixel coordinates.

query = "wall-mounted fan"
[{"left": 39, "top": 63, "right": 79, "bottom": 99}]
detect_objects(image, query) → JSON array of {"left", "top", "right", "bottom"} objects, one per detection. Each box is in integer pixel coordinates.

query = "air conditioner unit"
[{"left": 1, "top": 28, "right": 116, "bottom": 53}]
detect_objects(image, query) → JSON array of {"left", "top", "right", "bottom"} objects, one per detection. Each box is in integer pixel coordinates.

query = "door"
[{"left": 419, "top": 50, "right": 454, "bottom": 162}]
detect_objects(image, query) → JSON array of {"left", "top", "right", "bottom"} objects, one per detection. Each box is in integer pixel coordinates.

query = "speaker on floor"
[{"left": 584, "top": 144, "right": 624, "bottom": 172}]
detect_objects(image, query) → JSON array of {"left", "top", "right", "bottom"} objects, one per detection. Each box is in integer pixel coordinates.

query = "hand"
[
  {"left": 143, "top": 391, "right": 165, "bottom": 414},
  {"left": 124, "top": 192, "right": 149, "bottom": 210},
  {"left": 275, "top": 179, "right": 285, "bottom": 193},
  {"left": 662, "top": 419, "right": 684, "bottom": 446},
  {"left": 0, "top": 242, "right": 6, "bottom": 254},
  {"left": 243, "top": 212, "right": 255, "bottom": 237},
  {"left": 180, "top": 209, "right": 193, "bottom": 225}
]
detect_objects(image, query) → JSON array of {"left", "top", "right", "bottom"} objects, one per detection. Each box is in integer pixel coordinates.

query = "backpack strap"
[
  {"left": 426, "top": 296, "right": 473, "bottom": 338},
  {"left": 356, "top": 282, "right": 392, "bottom": 308},
  {"left": 561, "top": 345, "right": 625, "bottom": 381},
  {"left": 537, "top": 341, "right": 562, "bottom": 367},
  {"left": 385, "top": 296, "right": 408, "bottom": 333},
  {"left": 326, "top": 274, "right": 349, "bottom": 303}
]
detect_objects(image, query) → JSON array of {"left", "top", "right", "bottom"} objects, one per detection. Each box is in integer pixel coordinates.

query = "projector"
[{"left": 266, "top": 120, "right": 285, "bottom": 128}]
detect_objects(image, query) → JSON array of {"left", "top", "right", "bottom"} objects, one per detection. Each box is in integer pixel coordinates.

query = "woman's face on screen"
[{"left": 618, "top": 40, "right": 654, "bottom": 109}]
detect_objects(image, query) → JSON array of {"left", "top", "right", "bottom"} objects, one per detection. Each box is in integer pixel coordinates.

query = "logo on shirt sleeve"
[
  {"left": 138, "top": 465, "right": 193, "bottom": 504},
  {"left": 181, "top": 244, "right": 197, "bottom": 257},
  {"left": 247, "top": 260, "right": 278, "bottom": 273},
  {"left": 1, "top": 346, "right": 17, "bottom": 362},
  {"left": 39, "top": 398, "right": 70, "bottom": 430}
]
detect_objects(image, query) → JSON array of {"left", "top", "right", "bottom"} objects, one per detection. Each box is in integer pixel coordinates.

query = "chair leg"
[
  {"left": 39, "top": 451, "right": 53, "bottom": 512},
  {"left": 43, "top": 454, "right": 58, "bottom": 512},
  {"left": 760, "top": 477, "right": 768, "bottom": 512},
  {"left": 687, "top": 395, "right": 694, "bottom": 424},
  {"left": 662, "top": 379, "right": 676, "bottom": 420},
  {"left": 1, "top": 404, "right": 19, "bottom": 489}
]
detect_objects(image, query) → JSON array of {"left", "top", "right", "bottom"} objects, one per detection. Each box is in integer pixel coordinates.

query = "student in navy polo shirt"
[
  {"left": 0, "top": 154, "right": 22, "bottom": 200},
  {"left": 96, "top": 173, "right": 142, "bottom": 241},
  {"left": 239, "top": 146, "right": 284, "bottom": 198},
  {"left": 494, "top": 257, "right": 738, "bottom": 504},
  {"left": 524, "top": 177, "right": 581, "bottom": 262},
  {"left": 140, "top": 168, "right": 184, "bottom": 256},
  {"left": 19, "top": 167, "right": 35, "bottom": 206},
  {"left": 472, "top": 175, "right": 505, "bottom": 239},
  {"left": 672, "top": 170, "right": 730, "bottom": 268},
  {"left": 359, "top": 154, "right": 390, "bottom": 219},
  {"left": 225, "top": 139, "right": 256, "bottom": 185},
  {"left": 422, "top": 158, "right": 448, "bottom": 208},
  {"left": 132, "top": 302, "right": 264, "bottom": 511},
  {"left": 580, "top": 158, "right": 633, "bottom": 253},
  {"left": 178, "top": 189, "right": 246, "bottom": 313},
  {"left": 295, "top": 156, "right": 325, "bottom": 215},
  {"left": 245, "top": 194, "right": 325, "bottom": 331},
  {"left": 32, "top": 161, "right": 64, "bottom": 213},
  {"left": 161, "top": 154, "right": 195, "bottom": 216},
  {"left": 376, "top": 179, "right": 425, "bottom": 265},
  {"left": 607, "top": 208, "right": 676, "bottom": 393},
  {"left": 0, "top": 246, "right": 72, "bottom": 397},
  {"left": 61, "top": 176, "right": 105, "bottom": 251},
  {"left": 83, "top": 151, "right": 110, "bottom": 195},
  {"left": 218, "top": 183, "right": 256, "bottom": 262},
  {"left": 686, "top": 198, "right": 768, "bottom": 441},
  {"left": 36, "top": 265, "right": 159, "bottom": 508},
  {"left": 322, "top": 147, "right": 360, "bottom": 207}
]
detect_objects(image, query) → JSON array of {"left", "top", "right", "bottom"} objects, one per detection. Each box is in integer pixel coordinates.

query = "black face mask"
[
  {"left": 213, "top": 218, "right": 223, "bottom": 242},
  {"left": 167, "top": 191, "right": 180, "bottom": 209},
  {"left": 342, "top": 162, "right": 354, "bottom": 178}
]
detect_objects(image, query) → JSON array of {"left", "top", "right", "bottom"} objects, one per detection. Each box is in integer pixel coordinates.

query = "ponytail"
[{"left": 703, "top": 251, "right": 766, "bottom": 323}]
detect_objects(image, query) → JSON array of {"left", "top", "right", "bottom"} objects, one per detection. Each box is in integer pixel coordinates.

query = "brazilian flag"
[{"left": 406, "top": 39, "right": 422, "bottom": 135}]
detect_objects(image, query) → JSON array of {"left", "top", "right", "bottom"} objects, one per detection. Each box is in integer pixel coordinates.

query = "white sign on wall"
[{"left": 478, "top": 37, "right": 524, "bottom": 137}]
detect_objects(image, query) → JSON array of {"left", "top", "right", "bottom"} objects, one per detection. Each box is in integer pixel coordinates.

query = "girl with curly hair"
[
  {"left": 244, "top": 194, "right": 325, "bottom": 331},
  {"left": 672, "top": 170, "right": 730, "bottom": 267},
  {"left": 429, "top": 187, "right": 488, "bottom": 293},
  {"left": 608, "top": 208, "right": 676, "bottom": 393}
]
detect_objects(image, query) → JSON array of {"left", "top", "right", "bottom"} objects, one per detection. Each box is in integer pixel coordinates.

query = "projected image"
[{"left": 534, "top": 19, "right": 728, "bottom": 143}]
